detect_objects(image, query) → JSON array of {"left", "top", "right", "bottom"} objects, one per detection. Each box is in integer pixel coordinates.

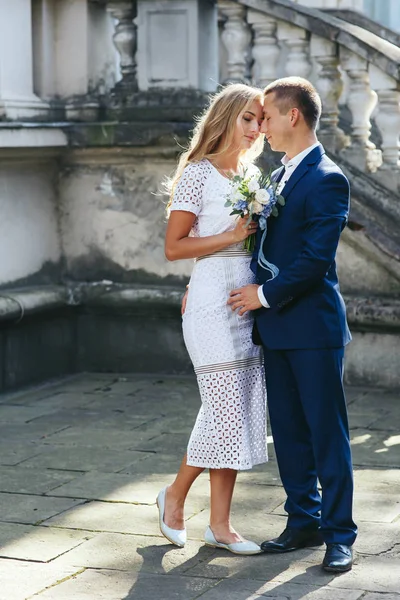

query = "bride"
[{"left": 158, "top": 83, "right": 268, "bottom": 554}]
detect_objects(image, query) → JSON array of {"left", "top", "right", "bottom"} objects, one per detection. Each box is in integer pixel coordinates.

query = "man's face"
[{"left": 260, "top": 93, "right": 292, "bottom": 153}]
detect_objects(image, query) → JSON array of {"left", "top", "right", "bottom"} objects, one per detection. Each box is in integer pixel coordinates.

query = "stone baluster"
[
  {"left": 370, "top": 65, "right": 400, "bottom": 191},
  {"left": 340, "top": 48, "right": 381, "bottom": 172},
  {"left": 277, "top": 21, "right": 311, "bottom": 80},
  {"left": 247, "top": 10, "right": 280, "bottom": 88},
  {"left": 218, "top": 1, "right": 251, "bottom": 83},
  {"left": 106, "top": 1, "right": 137, "bottom": 89},
  {"left": 310, "top": 35, "right": 348, "bottom": 153}
]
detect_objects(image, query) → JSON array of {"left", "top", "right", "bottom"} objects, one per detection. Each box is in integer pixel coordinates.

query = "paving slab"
[
  {"left": 42, "top": 495, "right": 207, "bottom": 537},
  {"left": 363, "top": 595, "right": 400, "bottom": 600},
  {"left": 0, "top": 522, "right": 93, "bottom": 561},
  {"left": 183, "top": 548, "right": 328, "bottom": 582},
  {"left": 327, "top": 556, "right": 400, "bottom": 593},
  {"left": 355, "top": 521, "right": 400, "bottom": 555},
  {"left": 350, "top": 429, "right": 400, "bottom": 468},
  {"left": 20, "top": 445, "right": 148, "bottom": 473},
  {"left": 41, "top": 425, "right": 157, "bottom": 450},
  {"left": 34, "top": 569, "right": 218, "bottom": 600},
  {"left": 0, "top": 442, "right": 43, "bottom": 466},
  {"left": 0, "top": 404, "right": 57, "bottom": 423},
  {"left": 352, "top": 491, "right": 400, "bottom": 523},
  {"left": 0, "top": 466, "right": 80, "bottom": 495},
  {"left": 117, "top": 452, "right": 184, "bottom": 476},
  {"left": 197, "top": 578, "right": 364, "bottom": 600},
  {"left": 26, "top": 408, "right": 151, "bottom": 431},
  {"left": 0, "top": 558, "right": 82, "bottom": 600},
  {"left": 46, "top": 471, "right": 185, "bottom": 503},
  {"left": 0, "top": 492, "right": 84, "bottom": 525},
  {"left": 54, "top": 532, "right": 218, "bottom": 573},
  {"left": 353, "top": 467, "right": 400, "bottom": 491}
]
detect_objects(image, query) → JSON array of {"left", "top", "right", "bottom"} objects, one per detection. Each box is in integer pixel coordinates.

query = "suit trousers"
[{"left": 263, "top": 346, "right": 357, "bottom": 546}]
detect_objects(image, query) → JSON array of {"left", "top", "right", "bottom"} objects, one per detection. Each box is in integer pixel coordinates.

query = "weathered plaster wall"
[
  {"left": 0, "top": 158, "right": 62, "bottom": 287},
  {"left": 59, "top": 149, "right": 193, "bottom": 283}
]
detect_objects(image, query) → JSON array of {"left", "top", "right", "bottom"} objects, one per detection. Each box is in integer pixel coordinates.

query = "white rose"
[
  {"left": 255, "top": 188, "right": 270, "bottom": 205},
  {"left": 247, "top": 178, "right": 260, "bottom": 193},
  {"left": 234, "top": 191, "right": 246, "bottom": 202},
  {"left": 251, "top": 200, "right": 264, "bottom": 214}
]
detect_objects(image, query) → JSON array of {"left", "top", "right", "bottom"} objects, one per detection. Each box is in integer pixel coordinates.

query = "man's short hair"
[{"left": 264, "top": 77, "right": 322, "bottom": 130}]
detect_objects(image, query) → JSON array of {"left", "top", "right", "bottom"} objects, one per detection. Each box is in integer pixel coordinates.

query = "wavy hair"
[{"left": 165, "top": 83, "right": 264, "bottom": 209}]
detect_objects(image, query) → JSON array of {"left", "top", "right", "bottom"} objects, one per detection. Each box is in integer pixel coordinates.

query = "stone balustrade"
[{"left": 218, "top": 0, "right": 400, "bottom": 191}]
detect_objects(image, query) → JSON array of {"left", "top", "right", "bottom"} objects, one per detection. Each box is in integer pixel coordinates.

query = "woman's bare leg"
[
  {"left": 209, "top": 468, "right": 243, "bottom": 544},
  {"left": 163, "top": 453, "right": 204, "bottom": 529}
]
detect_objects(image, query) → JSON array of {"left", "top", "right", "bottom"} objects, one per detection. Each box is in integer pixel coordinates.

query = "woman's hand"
[
  {"left": 232, "top": 216, "right": 258, "bottom": 243},
  {"left": 181, "top": 286, "right": 189, "bottom": 315}
]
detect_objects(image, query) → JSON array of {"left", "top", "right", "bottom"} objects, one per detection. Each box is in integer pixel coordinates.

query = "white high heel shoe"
[
  {"left": 204, "top": 526, "right": 262, "bottom": 555},
  {"left": 156, "top": 487, "right": 187, "bottom": 548}
]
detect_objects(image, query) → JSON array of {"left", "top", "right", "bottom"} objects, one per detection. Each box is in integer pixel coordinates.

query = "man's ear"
[{"left": 290, "top": 108, "right": 300, "bottom": 126}]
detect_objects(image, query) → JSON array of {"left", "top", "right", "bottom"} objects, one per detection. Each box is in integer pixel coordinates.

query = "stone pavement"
[{"left": 0, "top": 373, "right": 399, "bottom": 600}]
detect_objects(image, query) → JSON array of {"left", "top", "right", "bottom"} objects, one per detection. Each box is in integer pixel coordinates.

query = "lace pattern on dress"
[{"left": 187, "top": 365, "right": 268, "bottom": 470}]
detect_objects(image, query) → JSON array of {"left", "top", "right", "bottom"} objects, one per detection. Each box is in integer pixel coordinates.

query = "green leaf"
[
  {"left": 224, "top": 200, "right": 232, "bottom": 207},
  {"left": 277, "top": 195, "right": 285, "bottom": 206},
  {"left": 271, "top": 206, "right": 279, "bottom": 217}
]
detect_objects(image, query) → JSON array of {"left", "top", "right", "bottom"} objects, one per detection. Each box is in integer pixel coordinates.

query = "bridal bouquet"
[{"left": 225, "top": 169, "right": 285, "bottom": 252}]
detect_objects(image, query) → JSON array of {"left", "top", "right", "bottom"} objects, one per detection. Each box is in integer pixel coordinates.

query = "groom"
[{"left": 228, "top": 77, "right": 357, "bottom": 572}]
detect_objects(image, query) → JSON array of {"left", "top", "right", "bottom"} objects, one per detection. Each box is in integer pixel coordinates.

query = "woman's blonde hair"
[{"left": 166, "top": 83, "right": 264, "bottom": 207}]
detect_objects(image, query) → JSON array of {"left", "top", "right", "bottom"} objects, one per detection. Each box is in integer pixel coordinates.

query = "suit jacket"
[{"left": 253, "top": 143, "right": 352, "bottom": 350}]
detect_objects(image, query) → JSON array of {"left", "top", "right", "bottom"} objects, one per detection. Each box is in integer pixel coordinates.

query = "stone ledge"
[
  {"left": 0, "top": 283, "right": 399, "bottom": 333},
  {"left": 0, "top": 286, "right": 69, "bottom": 322},
  {"left": 345, "top": 295, "right": 400, "bottom": 333},
  {"left": 0, "top": 124, "right": 68, "bottom": 148}
]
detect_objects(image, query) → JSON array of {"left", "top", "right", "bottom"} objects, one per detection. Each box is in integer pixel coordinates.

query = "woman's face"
[{"left": 233, "top": 99, "right": 264, "bottom": 152}]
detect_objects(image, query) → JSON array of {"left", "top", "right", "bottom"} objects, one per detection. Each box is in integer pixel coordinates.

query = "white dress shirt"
[{"left": 257, "top": 142, "right": 321, "bottom": 308}]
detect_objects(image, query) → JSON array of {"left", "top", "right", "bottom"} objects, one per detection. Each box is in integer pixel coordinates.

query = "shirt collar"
[{"left": 281, "top": 142, "right": 321, "bottom": 170}]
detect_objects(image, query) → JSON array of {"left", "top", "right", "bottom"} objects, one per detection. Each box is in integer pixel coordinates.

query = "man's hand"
[{"left": 228, "top": 284, "right": 262, "bottom": 316}]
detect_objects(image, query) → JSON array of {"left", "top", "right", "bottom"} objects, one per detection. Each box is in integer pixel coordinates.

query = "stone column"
[
  {"left": 277, "top": 21, "right": 311, "bottom": 80},
  {"left": 218, "top": 1, "right": 251, "bottom": 83},
  {"left": 247, "top": 10, "right": 280, "bottom": 88},
  {"left": 107, "top": 0, "right": 138, "bottom": 89},
  {"left": 340, "top": 48, "right": 382, "bottom": 172},
  {"left": 310, "top": 35, "right": 348, "bottom": 152},
  {"left": 370, "top": 65, "right": 400, "bottom": 191},
  {"left": 0, "top": 0, "right": 48, "bottom": 120}
]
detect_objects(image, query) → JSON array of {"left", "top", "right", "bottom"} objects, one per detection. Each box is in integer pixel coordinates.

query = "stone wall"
[
  {"left": 0, "top": 152, "right": 62, "bottom": 288},
  {"left": 59, "top": 147, "right": 193, "bottom": 285}
]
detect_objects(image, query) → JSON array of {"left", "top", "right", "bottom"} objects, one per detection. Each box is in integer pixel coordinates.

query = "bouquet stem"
[{"left": 244, "top": 234, "right": 256, "bottom": 253}]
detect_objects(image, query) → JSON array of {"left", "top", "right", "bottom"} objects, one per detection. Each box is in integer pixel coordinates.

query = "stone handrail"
[
  {"left": 324, "top": 9, "right": 400, "bottom": 49},
  {"left": 218, "top": 0, "right": 400, "bottom": 193}
]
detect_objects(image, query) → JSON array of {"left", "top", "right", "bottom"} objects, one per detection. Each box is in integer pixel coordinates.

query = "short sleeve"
[{"left": 170, "top": 161, "right": 210, "bottom": 216}]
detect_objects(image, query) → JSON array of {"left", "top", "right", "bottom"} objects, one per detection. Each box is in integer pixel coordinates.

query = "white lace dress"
[{"left": 170, "top": 159, "right": 268, "bottom": 470}]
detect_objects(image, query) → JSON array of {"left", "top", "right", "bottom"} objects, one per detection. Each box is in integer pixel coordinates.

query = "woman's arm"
[{"left": 165, "top": 211, "right": 256, "bottom": 261}]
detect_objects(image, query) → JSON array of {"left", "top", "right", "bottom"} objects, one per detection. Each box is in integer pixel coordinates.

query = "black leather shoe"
[
  {"left": 323, "top": 543, "right": 353, "bottom": 572},
  {"left": 261, "top": 527, "right": 324, "bottom": 553}
]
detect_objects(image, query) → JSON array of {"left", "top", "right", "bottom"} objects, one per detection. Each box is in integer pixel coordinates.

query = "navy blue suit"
[{"left": 254, "top": 144, "right": 357, "bottom": 545}]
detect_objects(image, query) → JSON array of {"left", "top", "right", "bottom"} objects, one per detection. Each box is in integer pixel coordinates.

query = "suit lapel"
[
  {"left": 280, "top": 144, "right": 325, "bottom": 199},
  {"left": 273, "top": 166, "right": 285, "bottom": 185},
  {"left": 280, "top": 160, "right": 310, "bottom": 199}
]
